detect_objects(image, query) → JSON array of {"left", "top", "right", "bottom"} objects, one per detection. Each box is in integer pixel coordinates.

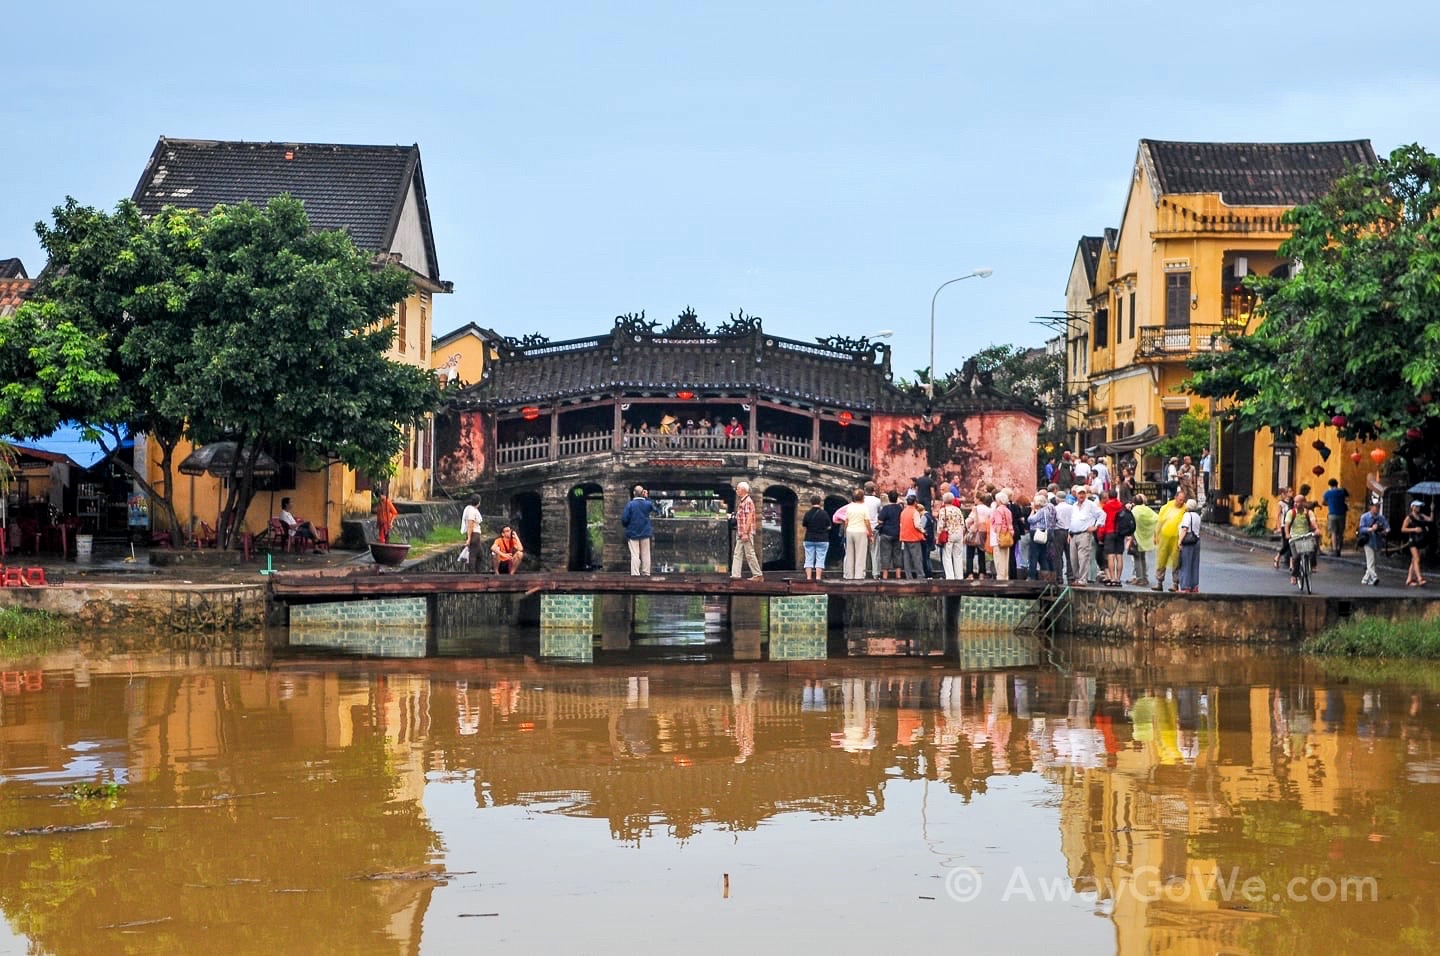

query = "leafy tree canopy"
[
  {"left": 0, "top": 195, "right": 441, "bottom": 543},
  {"left": 1188, "top": 143, "right": 1440, "bottom": 478}
]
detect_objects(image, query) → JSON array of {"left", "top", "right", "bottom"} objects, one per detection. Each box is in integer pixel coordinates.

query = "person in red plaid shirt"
[{"left": 730, "top": 481, "right": 763, "bottom": 579}]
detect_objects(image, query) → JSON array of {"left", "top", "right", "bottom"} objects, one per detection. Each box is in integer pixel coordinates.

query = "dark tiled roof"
[
  {"left": 1142, "top": 139, "right": 1376, "bottom": 206},
  {"left": 434, "top": 322, "right": 499, "bottom": 350},
  {"left": 0, "top": 258, "right": 26, "bottom": 279},
  {"left": 460, "top": 326, "right": 1038, "bottom": 417},
  {"left": 1078, "top": 236, "right": 1103, "bottom": 287},
  {"left": 131, "top": 138, "right": 442, "bottom": 283}
]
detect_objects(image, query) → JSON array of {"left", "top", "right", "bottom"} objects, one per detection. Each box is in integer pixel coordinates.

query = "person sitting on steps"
[{"left": 492, "top": 527, "right": 524, "bottom": 574}]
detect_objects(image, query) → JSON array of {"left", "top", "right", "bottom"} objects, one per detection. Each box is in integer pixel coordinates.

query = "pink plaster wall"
[
  {"left": 437, "top": 410, "right": 489, "bottom": 487},
  {"left": 870, "top": 411, "right": 1040, "bottom": 498}
]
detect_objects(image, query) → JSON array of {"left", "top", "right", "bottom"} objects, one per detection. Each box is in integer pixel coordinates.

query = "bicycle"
[{"left": 1290, "top": 532, "right": 1317, "bottom": 594}]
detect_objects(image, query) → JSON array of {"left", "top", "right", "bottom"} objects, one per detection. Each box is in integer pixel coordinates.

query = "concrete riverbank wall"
[{"left": 1066, "top": 590, "right": 1440, "bottom": 641}]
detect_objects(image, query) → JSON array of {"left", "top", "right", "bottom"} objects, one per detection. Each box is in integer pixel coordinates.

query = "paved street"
[{"left": 1125, "top": 528, "right": 1427, "bottom": 599}]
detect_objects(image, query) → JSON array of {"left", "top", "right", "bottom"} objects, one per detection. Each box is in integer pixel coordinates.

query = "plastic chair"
[
  {"left": 194, "top": 522, "right": 218, "bottom": 549},
  {"left": 310, "top": 526, "right": 331, "bottom": 554},
  {"left": 268, "top": 517, "right": 292, "bottom": 553}
]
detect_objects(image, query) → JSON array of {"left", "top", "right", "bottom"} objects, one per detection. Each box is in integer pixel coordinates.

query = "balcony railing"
[
  {"left": 1135, "top": 324, "right": 1231, "bottom": 361},
  {"left": 494, "top": 429, "right": 870, "bottom": 474}
]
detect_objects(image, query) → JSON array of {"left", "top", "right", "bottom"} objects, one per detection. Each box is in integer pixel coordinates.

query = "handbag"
[
  {"left": 998, "top": 530, "right": 1014, "bottom": 548},
  {"left": 937, "top": 528, "right": 949, "bottom": 546},
  {"left": 1033, "top": 529, "right": 1048, "bottom": 545},
  {"left": 1181, "top": 525, "right": 1199, "bottom": 546}
]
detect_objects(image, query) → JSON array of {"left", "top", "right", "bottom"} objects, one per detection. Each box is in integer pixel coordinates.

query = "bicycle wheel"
[{"left": 1299, "top": 555, "right": 1312, "bottom": 594}]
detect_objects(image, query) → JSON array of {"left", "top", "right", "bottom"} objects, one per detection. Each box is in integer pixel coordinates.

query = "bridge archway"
[
  {"left": 761, "top": 485, "right": 798, "bottom": 571},
  {"left": 568, "top": 483, "right": 604, "bottom": 571},
  {"left": 508, "top": 491, "right": 542, "bottom": 564}
]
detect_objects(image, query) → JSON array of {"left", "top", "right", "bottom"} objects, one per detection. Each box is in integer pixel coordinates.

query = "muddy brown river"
[{"left": 2, "top": 635, "right": 1438, "bottom": 954}]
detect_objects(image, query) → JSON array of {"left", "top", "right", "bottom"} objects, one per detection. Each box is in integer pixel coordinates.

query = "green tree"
[
  {"left": 1188, "top": 143, "right": 1440, "bottom": 480},
  {"left": 0, "top": 199, "right": 199, "bottom": 537},
  {"left": 0, "top": 196, "right": 441, "bottom": 546},
  {"left": 1151, "top": 405, "right": 1209, "bottom": 460}
]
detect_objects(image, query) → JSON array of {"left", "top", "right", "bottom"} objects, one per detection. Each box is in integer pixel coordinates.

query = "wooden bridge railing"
[{"left": 495, "top": 430, "right": 870, "bottom": 473}]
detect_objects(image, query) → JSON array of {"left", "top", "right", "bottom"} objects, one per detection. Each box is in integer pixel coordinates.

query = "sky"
[{"left": 3, "top": 0, "right": 1438, "bottom": 383}]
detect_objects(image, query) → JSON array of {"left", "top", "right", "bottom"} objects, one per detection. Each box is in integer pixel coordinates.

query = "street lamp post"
[{"left": 927, "top": 269, "right": 994, "bottom": 399}]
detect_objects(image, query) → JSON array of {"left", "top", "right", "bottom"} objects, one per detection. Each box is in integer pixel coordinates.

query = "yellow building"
[
  {"left": 129, "top": 138, "right": 451, "bottom": 541},
  {"left": 1064, "top": 140, "right": 1378, "bottom": 530},
  {"left": 431, "top": 322, "right": 500, "bottom": 389}
]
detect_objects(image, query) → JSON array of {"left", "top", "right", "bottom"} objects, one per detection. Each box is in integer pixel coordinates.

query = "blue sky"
[{"left": 4, "top": 0, "right": 1436, "bottom": 382}]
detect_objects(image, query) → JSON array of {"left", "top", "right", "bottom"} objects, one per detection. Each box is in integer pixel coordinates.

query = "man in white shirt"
[
  {"left": 1092, "top": 457, "right": 1111, "bottom": 492},
  {"left": 1053, "top": 493, "right": 1075, "bottom": 584},
  {"left": 1067, "top": 488, "right": 1104, "bottom": 585},
  {"left": 1073, "top": 455, "right": 1092, "bottom": 486},
  {"left": 461, "top": 496, "right": 484, "bottom": 573},
  {"left": 863, "top": 481, "right": 883, "bottom": 578}
]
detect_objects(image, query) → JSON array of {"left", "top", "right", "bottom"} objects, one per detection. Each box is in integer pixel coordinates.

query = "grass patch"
[
  {"left": 1304, "top": 613, "right": 1440, "bottom": 659},
  {"left": 401, "top": 525, "right": 466, "bottom": 548},
  {"left": 0, "top": 606, "right": 73, "bottom": 658},
  {"left": 1310, "top": 655, "right": 1440, "bottom": 692}
]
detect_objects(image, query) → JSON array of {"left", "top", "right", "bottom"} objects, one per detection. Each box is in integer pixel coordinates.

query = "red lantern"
[
  {"left": 837, "top": 411, "right": 853, "bottom": 427},
  {"left": 1423, "top": 392, "right": 1434, "bottom": 405},
  {"left": 1331, "top": 414, "right": 1348, "bottom": 428},
  {"left": 1350, "top": 451, "right": 1363, "bottom": 464},
  {"left": 1407, "top": 427, "right": 1424, "bottom": 440},
  {"left": 1406, "top": 403, "right": 1422, "bottom": 415},
  {"left": 521, "top": 406, "right": 541, "bottom": 421},
  {"left": 1312, "top": 465, "right": 1325, "bottom": 476},
  {"left": 676, "top": 390, "right": 696, "bottom": 401},
  {"left": 1371, "top": 448, "right": 1388, "bottom": 464}
]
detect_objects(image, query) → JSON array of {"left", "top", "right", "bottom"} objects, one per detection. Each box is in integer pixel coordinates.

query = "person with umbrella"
[{"left": 1403, "top": 500, "right": 1431, "bottom": 587}]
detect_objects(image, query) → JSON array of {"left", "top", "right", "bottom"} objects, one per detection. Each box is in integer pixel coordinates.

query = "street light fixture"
[{"left": 927, "top": 269, "right": 993, "bottom": 399}]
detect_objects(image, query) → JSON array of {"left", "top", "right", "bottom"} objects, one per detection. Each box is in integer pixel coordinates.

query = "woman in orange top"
[{"left": 899, "top": 495, "right": 927, "bottom": 580}]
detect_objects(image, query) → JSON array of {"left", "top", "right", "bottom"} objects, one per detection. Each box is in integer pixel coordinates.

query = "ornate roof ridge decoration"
[
  {"left": 717, "top": 309, "right": 762, "bottom": 336},
  {"left": 662, "top": 306, "right": 709, "bottom": 337},
  {"left": 614, "top": 310, "right": 658, "bottom": 338},
  {"left": 503, "top": 332, "right": 551, "bottom": 349}
]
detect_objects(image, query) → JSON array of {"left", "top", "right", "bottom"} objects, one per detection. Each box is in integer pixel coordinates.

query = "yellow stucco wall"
[{"left": 431, "top": 326, "right": 490, "bottom": 389}]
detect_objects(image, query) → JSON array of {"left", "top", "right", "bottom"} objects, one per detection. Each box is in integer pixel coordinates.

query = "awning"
[
  {"left": 4, "top": 423, "right": 129, "bottom": 470},
  {"left": 1085, "top": 424, "right": 1162, "bottom": 457}
]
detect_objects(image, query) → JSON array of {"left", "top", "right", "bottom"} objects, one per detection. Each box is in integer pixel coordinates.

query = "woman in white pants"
[
  {"left": 990, "top": 490, "right": 1014, "bottom": 581},
  {"left": 842, "top": 487, "right": 873, "bottom": 580},
  {"left": 940, "top": 492, "right": 967, "bottom": 579}
]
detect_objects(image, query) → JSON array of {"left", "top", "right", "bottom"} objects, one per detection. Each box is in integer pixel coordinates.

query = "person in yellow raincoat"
[{"left": 1151, "top": 490, "right": 1186, "bottom": 592}]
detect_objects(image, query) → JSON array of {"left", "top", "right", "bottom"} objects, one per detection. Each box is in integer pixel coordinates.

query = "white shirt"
[
  {"left": 1074, "top": 461, "right": 1091, "bottom": 482},
  {"left": 1069, "top": 498, "right": 1103, "bottom": 534},
  {"left": 461, "top": 504, "right": 483, "bottom": 538},
  {"left": 864, "top": 494, "right": 882, "bottom": 527},
  {"left": 1093, "top": 462, "right": 1110, "bottom": 487},
  {"left": 1055, "top": 500, "right": 1074, "bottom": 530}
]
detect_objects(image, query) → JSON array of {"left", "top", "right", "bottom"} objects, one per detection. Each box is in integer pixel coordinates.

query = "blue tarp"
[{"left": 5, "top": 424, "right": 131, "bottom": 471}]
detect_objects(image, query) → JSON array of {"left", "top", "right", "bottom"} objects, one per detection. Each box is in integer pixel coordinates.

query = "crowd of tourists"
[{"left": 795, "top": 454, "right": 1206, "bottom": 591}]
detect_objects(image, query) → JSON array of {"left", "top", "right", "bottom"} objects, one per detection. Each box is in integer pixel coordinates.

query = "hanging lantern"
[
  {"left": 1407, "top": 427, "right": 1424, "bottom": 440},
  {"left": 1406, "top": 403, "right": 1422, "bottom": 415},
  {"left": 521, "top": 406, "right": 541, "bottom": 421},
  {"left": 1331, "top": 414, "right": 1348, "bottom": 428},
  {"left": 1044, "top": 443, "right": 1055, "bottom": 454},
  {"left": 1423, "top": 392, "right": 1435, "bottom": 405},
  {"left": 676, "top": 390, "right": 696, "bottom": 401},
  {"left": 1311, "top": 465, "right": 1325, "bottom": 476},
  {"left": 837, "top": 410, "right": 853, "bottom": 427},
  {"left": 1371, "top": 448, "right": 1388, "bottom": 464},
  {"left": 1350, "top": 451, "right": 1363, "bottom": 464}
]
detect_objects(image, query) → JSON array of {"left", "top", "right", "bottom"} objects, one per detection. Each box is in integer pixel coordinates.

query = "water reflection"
[{"left": 2, "top": 647, "right": 1440, "bottom": 952}]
